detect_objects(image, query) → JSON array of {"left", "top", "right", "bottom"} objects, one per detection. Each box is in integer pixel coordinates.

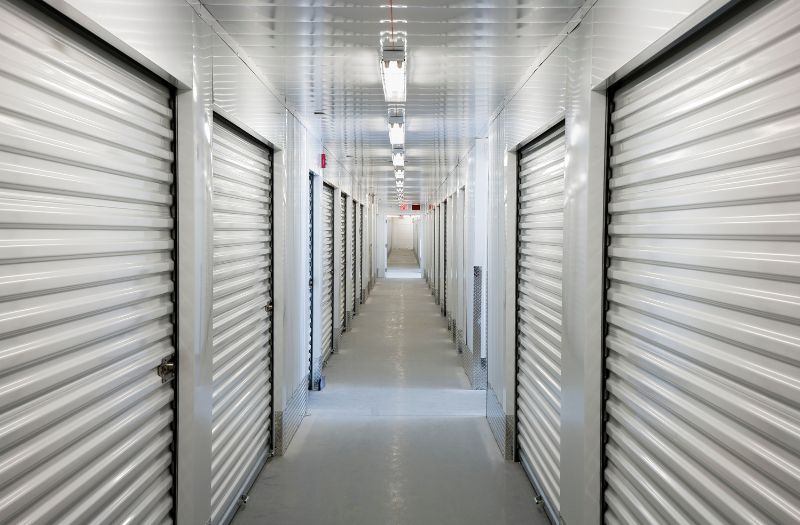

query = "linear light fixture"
[
  {"left": 388, "top": 106, "right": 405, "bottom": 146},
  {"left": 392, "top": 147, "right": 405, "bottom": 167},
  {"left": 380, "top": 32, "right": 407, "bottom": 103},
  {"left": 394, "top": 168, "right": 404, "bottom": 180}
]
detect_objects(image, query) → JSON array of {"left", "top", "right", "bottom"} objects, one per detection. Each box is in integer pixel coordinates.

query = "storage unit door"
[
  {"left": 439, "top": 205, "right": 444, "bottom": 302},
  {"left": 433, "top": 208, "right": 438, "bottom": 293},
  {"left": 436, "top": 206, "right": 441, "bottom": 300},
  {"left": 515, "top": 122, "right": 565, "bottom": 521},
  {"left": 443, "top": 200, "right": 448, "bottom": 314},
  {"left": 0, "top": 2, "right": 176, "bottom": 522},
  {"left": 308, "top": 175, "right": 314, "bottom": 384},
  {"left": 321, "top": 184, "right": 334, "bottom": 365},
  {"left": 339, "top": 194, "right": 347, "bottom": 332},
  {"left": 358, "top": 204, "right": 364, "bottom": 303},
  {"left": 351, "top": 202, "right": 357, "bottom": 311},
  {"left": 604, "top": 1, "right": 800, "bottom": 523},
  {"left": 211, "top": 118, "right": 273, "bottom": 524}
]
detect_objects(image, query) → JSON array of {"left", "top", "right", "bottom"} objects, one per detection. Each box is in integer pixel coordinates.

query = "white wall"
[
  {"left": 376, "top": 215, "right": 388, "bottom": 277},
  {"left": 390, "top": 216, "right": 414, "bottom": 251}
]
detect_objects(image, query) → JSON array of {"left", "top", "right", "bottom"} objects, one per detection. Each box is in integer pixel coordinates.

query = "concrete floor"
[
  {"left": 234, "top": 264, "right": 546, "bottom": 525},
  {"left": 386, "top": 248, "right": 422, "bottom": 278}
]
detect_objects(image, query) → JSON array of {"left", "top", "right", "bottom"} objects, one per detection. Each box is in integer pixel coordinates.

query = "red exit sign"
[{"left": 411, "top": 203, "right": 421, "bottom": 211}]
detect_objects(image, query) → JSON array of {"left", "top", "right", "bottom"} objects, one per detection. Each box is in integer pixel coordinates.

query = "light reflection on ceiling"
[{"left": 200, "top": 0, "right": 585, "bottom": 204}]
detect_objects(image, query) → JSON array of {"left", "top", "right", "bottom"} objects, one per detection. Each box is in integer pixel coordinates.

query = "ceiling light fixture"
[
  {"left": 389, "top": 122, "right": 404, "bottom": 146},
  {"left": 379, "top": 32, "right": 407, "bottom": 103},
  {"left": 394, "top": 168, "right": 404, "bottom": 180},
  {"left": 388, "top": 106, "right": 405, "bottom": 146},
  {"left": 392, "top": 148, "right": 405, "bottom": 167}
]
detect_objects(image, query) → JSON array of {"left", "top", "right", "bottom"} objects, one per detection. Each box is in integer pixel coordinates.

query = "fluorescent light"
[
  {"left": 388, "top": 106, "right": 405, "bottom": 146},
  {"left": 394, "top": 169, "right": 404, "bottom": 180},
  {"left": 380, "top": 33, "right": 407, "bottom": 103},
  {"left": 381, "top": 60, "right": 406, "bottom": 103},
  {"left": 388, "top": 123, "right": 404, "bottom": 146},
  {"left": 392, "top": 149, "right": 404, "bottom": 167}
]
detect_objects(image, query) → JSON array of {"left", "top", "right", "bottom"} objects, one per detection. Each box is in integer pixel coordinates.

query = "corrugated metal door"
[
  {"left": 367, "top": 205, "right": 373, "bottom": 289},
  {"left": 0, "top": 1, "right": 176, "bottom": 522},
  {"left": 439, "top": 204, "right": 444, "bottom": 304},
  {"left": 358, "top": 204, "right": 364, "bottom": 303},
  {"left": 604, "top": 1, "right": 800, "bottom": 522},
  {"left": 307, "top": 174, "right": 314, "bottom": 388},
  {"left": 433, "top": 208, "right": 438, "bottom": 295},
  {"left": 351, "top": 201, "right": 357, "bottom": 312},
  {"left": 515, "top": 122, "right": 565, "bottom": 521},
  {"left": 320, "top": 183, "right": 334, "bottom": 365},
  {"left": 339, "top": 193, "right": 347, "bottom": 333},
  {"left": 442, "top": 200, "right": 450, "bottom": 317},
  {"left": 210, "top": 118, "right": 273, "bottom": 524}
]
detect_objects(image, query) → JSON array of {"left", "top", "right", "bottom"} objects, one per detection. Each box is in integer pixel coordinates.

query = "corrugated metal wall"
[
  {"left": 0, "top": 1, "right": 176, "bottom": 521},
  {"left": 604, "top": 1, "right": 800, "bottom": 522}
]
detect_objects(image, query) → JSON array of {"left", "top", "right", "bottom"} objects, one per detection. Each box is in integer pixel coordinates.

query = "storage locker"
[
  {"left": 339, "top": 193, "right": 347, "bottom": 333},
  {"left": 515, "top": 122, "right": 566, "bottom": 522},
  {"left": 320, "top": 183, "right": 334, "bottom": 365},
  {"left": 307, "top": 173, "right": 314, "bottom": 388},
  {"left": 0, "top": 1, "right": 176, "bottom": 521},
  {"left": 603, "top": 1, "right": 800, "bottom": 522},
  {"left": 358, "top": 204, "right": 364, "bottom": 303},
  {"left": 210, "top": 117, "right": 273, "bottom": 524},
  {"left": 443, "top": 199, "right": 448, "bottom": 315},
  {"left": 351, "top": 200, "right": 357, "bottom": 313}
]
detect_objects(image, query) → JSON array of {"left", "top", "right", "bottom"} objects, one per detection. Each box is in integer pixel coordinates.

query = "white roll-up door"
[
  {"left": 433, "top": 208, "right": 438, "bottom": 294},
  {"left": 0, "top": 1, "right": 175, "bottom": 522},
  {"left": 443, "top": 200, "right": 448, "bottom": 314},
  {"left": 210, "top": 118, "right": 272, "bottom": 524},
  {"left": 358, "top": 204, "right": 364, "bottom": 303},
  {"left": 321, "top": 183, "right": 334, "bottom": 365},
  {"left": 438, "top": 204, "right": 444, "bottom": 304},
  {"left": 339, "top": 193, "right": 347, "bottom": 333},
  {"left": 604, "top": 1, "right": 800, "bottom": 523},
  {"left": 515, "top": 122, "right": 565, "bottom": 521},
  {"left": 307, "top": 174, "right": 314, "bottom": 386},
  {"left": 351, "top": 201, "right": 357, "bottom": 312}
]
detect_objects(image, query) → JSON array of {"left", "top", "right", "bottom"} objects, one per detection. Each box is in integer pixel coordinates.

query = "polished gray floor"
[
  {"left": 234, "top": 265, "right": 546, "bottom": 525},
  {"left": 386, "top": 248, "right": 422, "bottom": 278}
]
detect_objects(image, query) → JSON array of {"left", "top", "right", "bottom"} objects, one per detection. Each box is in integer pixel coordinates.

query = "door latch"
[{"left": 157, "top": 356, "right": 175, "bottom": 383}]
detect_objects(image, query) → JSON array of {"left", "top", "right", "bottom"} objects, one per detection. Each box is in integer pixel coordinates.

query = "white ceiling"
[{"left": 200, "top": 0, "right": 585, "bottom": 203}]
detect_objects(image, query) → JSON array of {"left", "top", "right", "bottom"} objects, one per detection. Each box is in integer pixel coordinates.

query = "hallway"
[
  {"left": 386, "top": 248, "right": 422, "bottom": 278},
  {"left": 234, "top": 277, "right": 545, "bottom": 525}
]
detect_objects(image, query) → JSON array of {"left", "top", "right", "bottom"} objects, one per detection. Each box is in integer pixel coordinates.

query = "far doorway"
[{"left": 386, "top": 215, "right": 422, "bottom": 278}]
